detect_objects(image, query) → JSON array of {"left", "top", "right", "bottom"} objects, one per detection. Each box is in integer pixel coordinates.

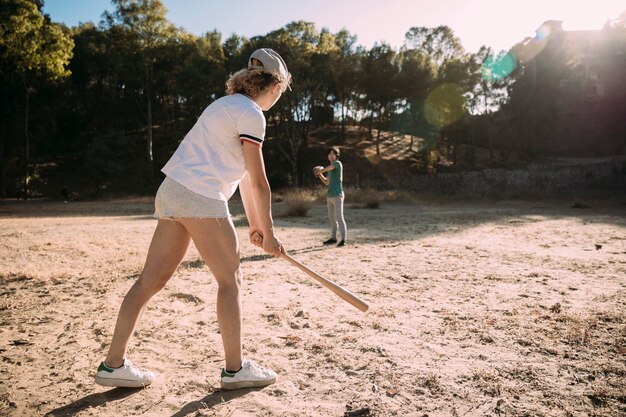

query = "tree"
[
  {"left": 402, "top": 26, "right": 479, "bottom": 170},
  {"left": 102, "top": 0, "right": 174, "bottom": 177},
  {"left": 0, "top": 0, "right": 73, "bottom": 197},
  {"left": 467, "top": 46, "right": 511, "bottom": 115},
  {"left": 396, "top": 47, "right": 436, "bottom": 151},
  {"left": 360, "top": 43, "right": 400, "bottom": 157},
  {"left": 405, "top": 26, "right": 464, "bottom": 68},
  {"left": 259, "top": 21, "right": 335, "bottom": 186},
  {"left": 328, "top": 29, "right": 361, "bottom": 141},
  {"left": 155, "top": 29, "right": 226, "bottom": 155}
]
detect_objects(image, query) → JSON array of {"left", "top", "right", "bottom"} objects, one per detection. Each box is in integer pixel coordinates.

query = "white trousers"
[{"left": 327, "top": 195, "right": 347, "bottom": 241}]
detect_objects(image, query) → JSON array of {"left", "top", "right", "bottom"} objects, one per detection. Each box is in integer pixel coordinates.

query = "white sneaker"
[
  {"left": 220, "top": 358, "right": 277, "bottom": 390},
  {"left": 95, "top": 359, "right": 155, "bottom": 388}
]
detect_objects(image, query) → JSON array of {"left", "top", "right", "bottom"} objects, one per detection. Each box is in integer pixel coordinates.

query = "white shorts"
[{"left": 154, "top": 176, "right": 230, "bottom": 219}]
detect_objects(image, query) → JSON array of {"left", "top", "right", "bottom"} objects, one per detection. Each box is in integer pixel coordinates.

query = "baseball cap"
[{"left": 248, "top": 48, "right": 290, "bottom": 80}]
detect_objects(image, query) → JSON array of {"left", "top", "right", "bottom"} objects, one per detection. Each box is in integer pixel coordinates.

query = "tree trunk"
[
  {"left": 376, "top": 109, "right": 383, "bottom": 157},
  {"left": 0, "top": 133, "right": 5, "bottom": 198},
  {"left": 147, "top": 93, "right": 153, "bottom": 167},
  {"left": 146, "top": 64, "right": 154, "bottom": 178},
  {"left": 274, "top": 117, "right": 301, "bottom": 187},
  {"left": 290, "top": 135, "right": 299, "bottom": 187},
  {"left": 340, "top": 97, "right": 347, "bottom": 141},
  {"left": 24, "top": 86, "right": 30, "bottom": 199},
  {"left": 291, "top": 159, "right": 298, "bottom": 187}
]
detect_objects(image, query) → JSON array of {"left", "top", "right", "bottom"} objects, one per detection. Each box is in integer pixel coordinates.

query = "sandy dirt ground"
[{"left": 0, "top": 196, "right": 625, "bottom": 417}]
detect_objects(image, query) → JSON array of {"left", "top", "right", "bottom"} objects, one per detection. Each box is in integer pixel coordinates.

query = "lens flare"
[
  {"left": 482, "top": 51, "right": 518, "bottom": 81},
  {"left": 424, "top": 83, "right": 465, "bottom": 127},
  {"left": 510, "top": 21, "right": 554, "bottom": 65},
  {"left": 482, "top": 21, "right": 556, "bottom": 81},
  {"left": 534, "top": 24, "right": 552, "bottom": 41}
]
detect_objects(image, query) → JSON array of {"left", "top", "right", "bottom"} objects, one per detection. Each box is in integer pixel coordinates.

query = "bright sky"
[{"left": 43, "top": 0, "right": 624, "bottom": 53}]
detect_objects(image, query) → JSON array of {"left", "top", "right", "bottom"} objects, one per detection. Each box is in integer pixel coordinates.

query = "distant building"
[
  {"left": 514, "top": 20, "right": 608, "bottom": 100},
  {"left": 508, "top": 20, "right": 624, "bottom": 155},
  {"left": 555, "top": 21, "right": 608, "bottom": 100}
]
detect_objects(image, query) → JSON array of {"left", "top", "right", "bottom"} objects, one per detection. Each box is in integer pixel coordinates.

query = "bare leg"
[
  {"left": 104, "top": 220, "right": 190, "bottom": 367},
  {"left": 178, "top": 217, "right": 242, "bottom": 371}
]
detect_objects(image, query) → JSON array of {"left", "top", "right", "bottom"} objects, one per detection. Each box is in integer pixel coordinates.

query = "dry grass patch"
[
  {"left": 276, "top": 188, "right": 316, "bottom": 217},
  {"left": 276, "top": 186, "right": 426, "bottom": 211},
  {"left": 274, "top": 186, "right": 423, "bottom": 212}
]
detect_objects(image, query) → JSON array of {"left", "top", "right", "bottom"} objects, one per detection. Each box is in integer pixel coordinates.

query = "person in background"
[
  {"left": 314, "top": 146, "right": 347, "bottom": 247},
  {"left": 94, "top": 48, "right": 291, "bottom": 391}
]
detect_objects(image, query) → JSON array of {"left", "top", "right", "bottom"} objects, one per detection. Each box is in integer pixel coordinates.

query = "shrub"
[
  {"left": 279, "top": 188, "right": 316, "bottom": 217},
  {"left": 351, "top": 188, "right": 382, "bottom": 208},
  {"left": 275, "top": 186, "right": 422, "bottom": 215}
]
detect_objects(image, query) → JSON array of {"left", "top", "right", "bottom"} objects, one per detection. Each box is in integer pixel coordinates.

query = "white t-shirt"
[{"left": 161, "top": 94, "right": 265, "bottom": 201}]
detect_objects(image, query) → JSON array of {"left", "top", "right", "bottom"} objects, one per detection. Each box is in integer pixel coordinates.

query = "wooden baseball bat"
[
  {"left": 252, "top": 233, "right": 369, "bottom": 312},
  {"left": 279, "top": 252, "right": 369, "bottom": 312}
]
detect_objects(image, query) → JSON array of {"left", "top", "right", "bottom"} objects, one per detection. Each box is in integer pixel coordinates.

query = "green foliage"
[
  {"left": 258, "top": 21, "right": 353, "bottom": 186},
  {"left": 0, "top": 0, "right": 73, "bottom": 197},
  {"left": 405, "top": 26, "right": 465, "bottom": 67},
  {"left": 103, "top": 0, "right": 175, "bottom": 46},
  {"left": 0, "top": 0, "right": 73, "bottom": 82}
]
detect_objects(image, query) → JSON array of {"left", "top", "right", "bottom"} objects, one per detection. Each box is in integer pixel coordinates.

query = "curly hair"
[{"left": 225, "top": 60, "right": 292, "bottom": 97}]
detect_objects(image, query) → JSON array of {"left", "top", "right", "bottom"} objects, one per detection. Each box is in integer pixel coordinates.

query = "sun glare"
[
  {"left": 479, "top": 1, "right": 624, "bottom": 82},
  {"left": 424, "top": 83, "right": 465, "bottom": 127}
]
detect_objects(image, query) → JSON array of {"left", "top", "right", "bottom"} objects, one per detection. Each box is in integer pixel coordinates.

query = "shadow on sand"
[
  {"left": 170, "top": 387, "right": 261, "bottom": 417},
  {"left": 44, "top": 386, "right": 259, "bottom": 417},
  {"left": 44, "top": 387, "right": 142, "bottom": 416}
]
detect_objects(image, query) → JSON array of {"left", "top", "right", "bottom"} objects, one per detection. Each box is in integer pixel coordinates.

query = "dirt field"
[{"left": 1, "top": 196, "right": 625, "bottom": 417}]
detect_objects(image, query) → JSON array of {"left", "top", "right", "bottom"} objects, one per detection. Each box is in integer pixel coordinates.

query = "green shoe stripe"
[
  {"left": 221, "top": 368, "right": 236, "bottom": 378},
  {"left": 98, "top": 362, "right": 114, "bottom": 373}
]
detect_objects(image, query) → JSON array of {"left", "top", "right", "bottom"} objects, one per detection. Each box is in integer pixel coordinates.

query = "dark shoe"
[
  {"left": 336, "top": 240, "right": 346, "bottom": 247},
  {"left": 323, "top": 238, "right": 337, "bottom": 245}
]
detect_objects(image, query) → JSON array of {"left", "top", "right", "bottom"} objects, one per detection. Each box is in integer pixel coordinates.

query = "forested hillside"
[{"left": 1, "top": 0, "right": 624, "bottom": 199}]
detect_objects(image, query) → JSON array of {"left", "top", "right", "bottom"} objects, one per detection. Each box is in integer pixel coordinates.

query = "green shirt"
[{"left": 327, "top": 160, "right": 344, "bottom": 197}]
